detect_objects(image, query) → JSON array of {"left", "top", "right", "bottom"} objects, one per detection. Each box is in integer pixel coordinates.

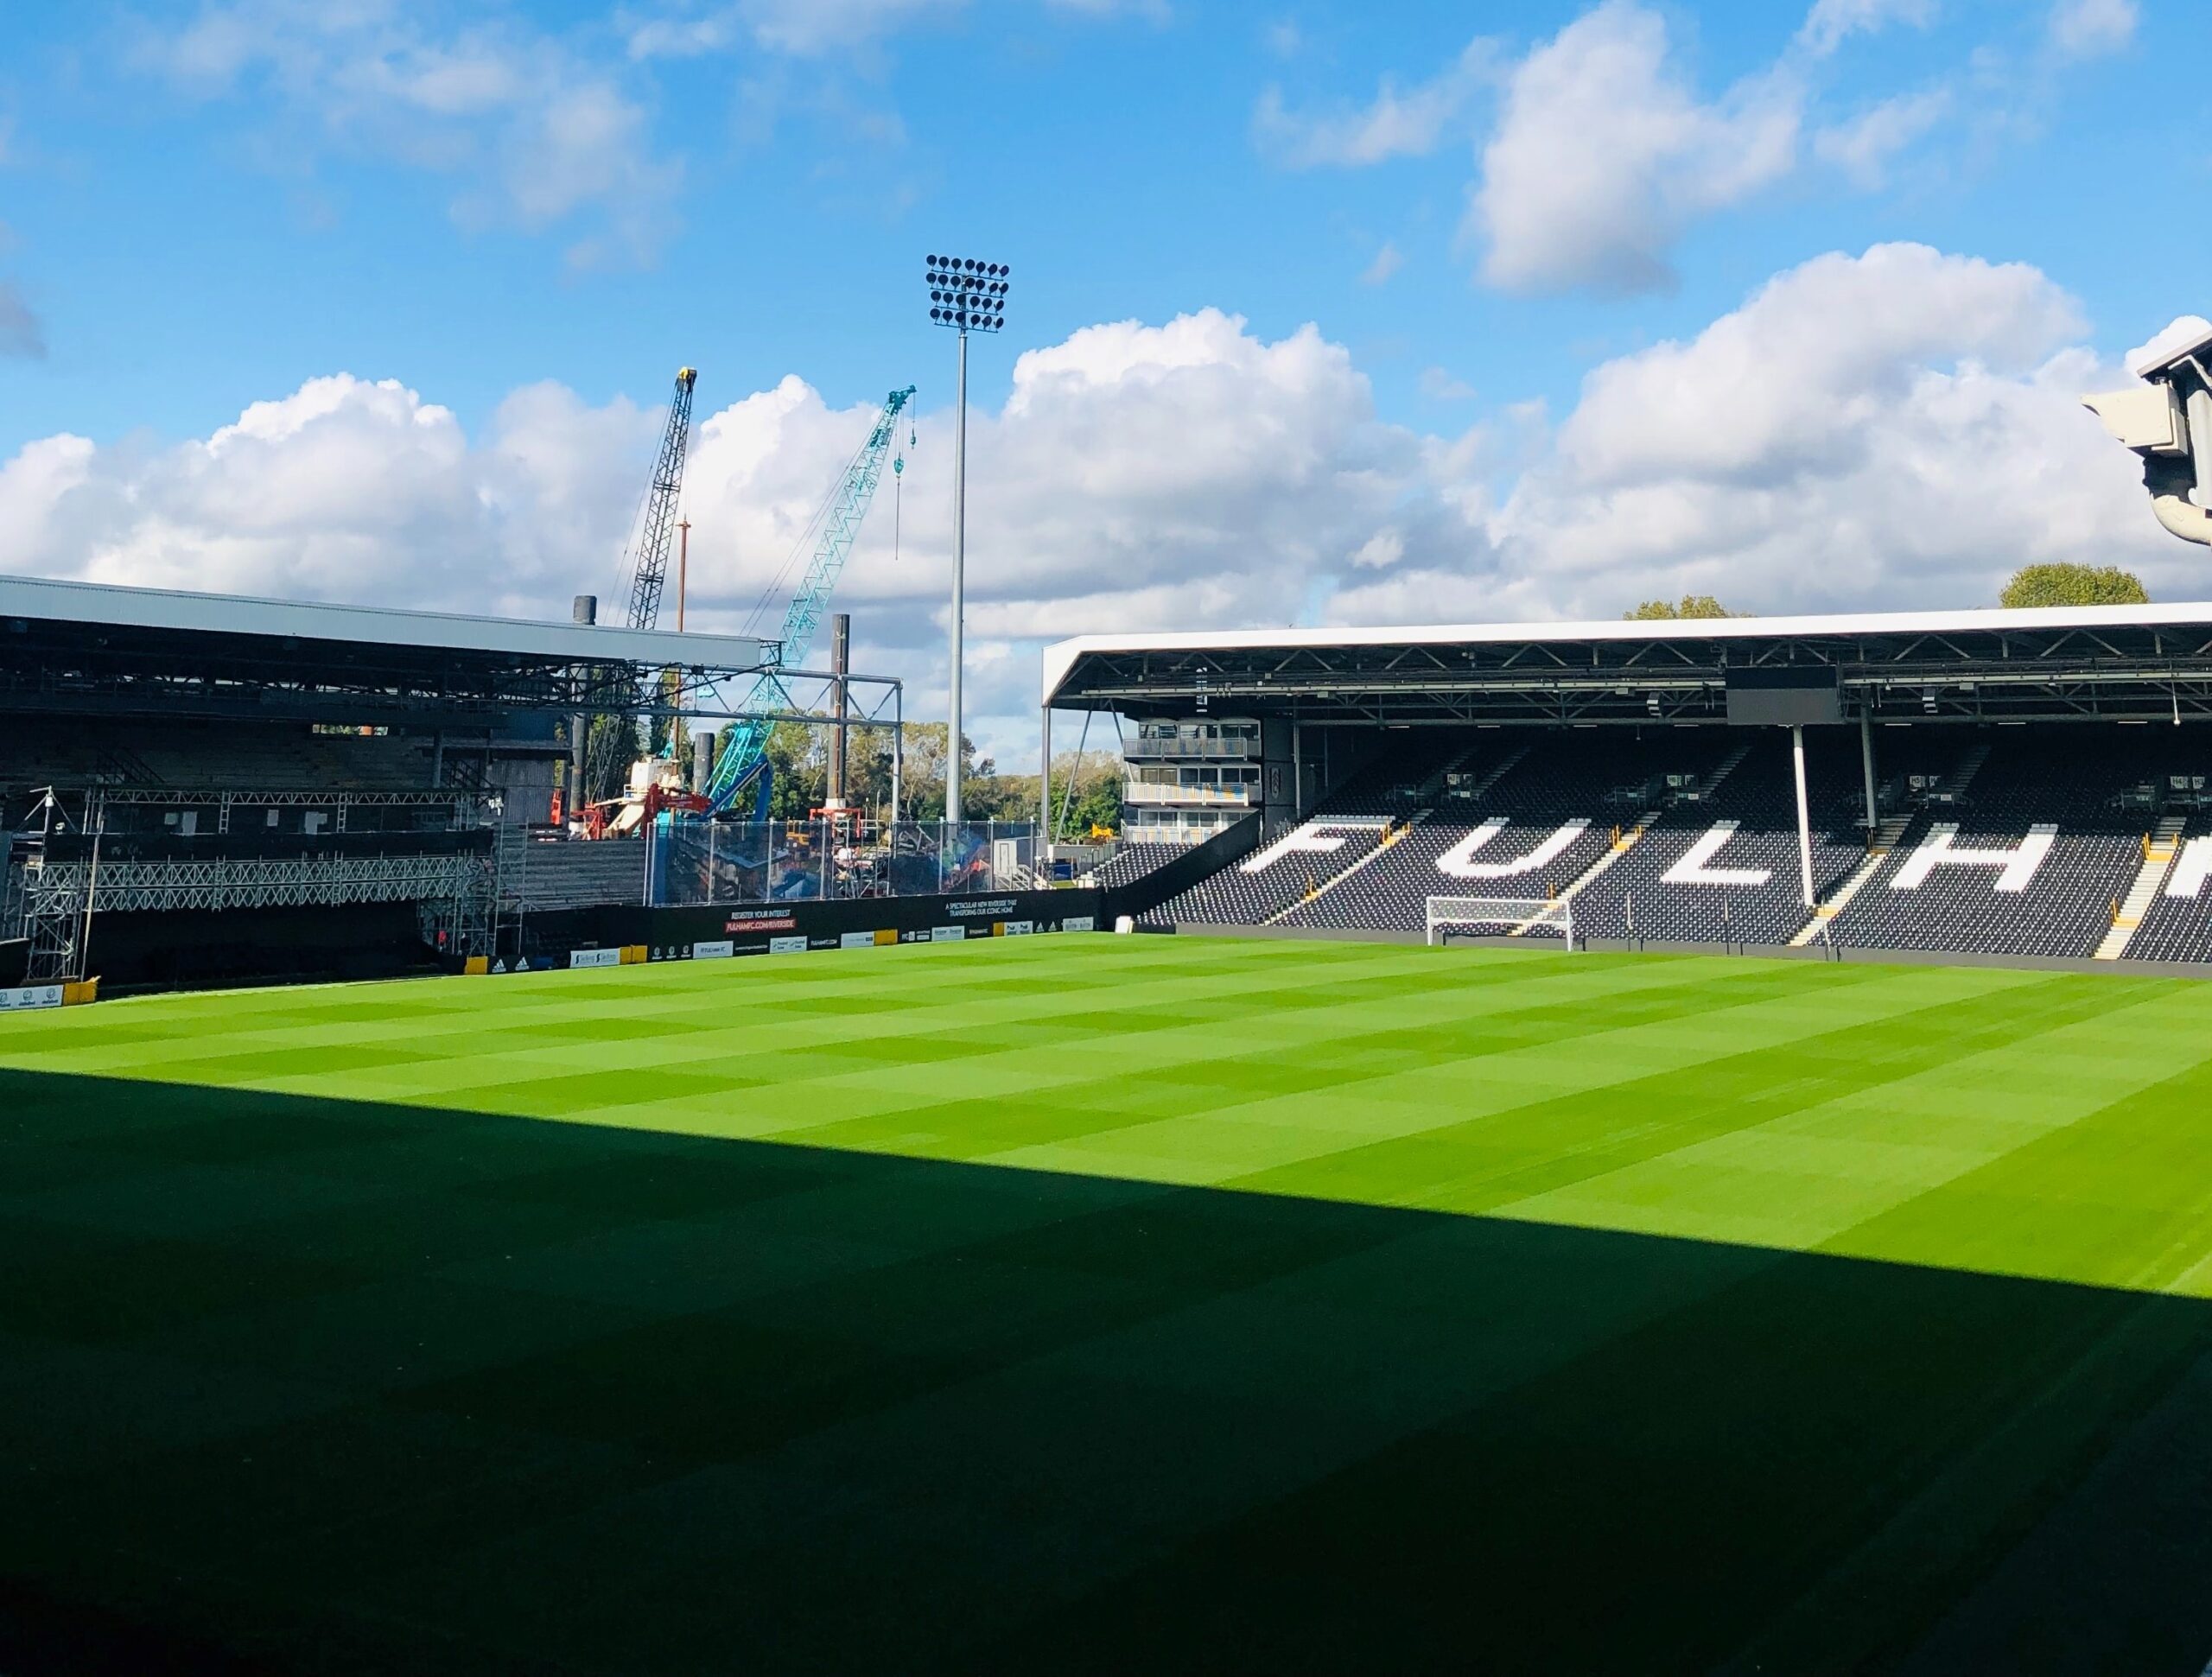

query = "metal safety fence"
[{"left": 650, "top": 820, "right": 1040, "bottom": 907}]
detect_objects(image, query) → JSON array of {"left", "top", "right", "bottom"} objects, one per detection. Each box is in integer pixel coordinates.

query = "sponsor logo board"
[
  {"left": 1061, "top": 916, "right": 1095, "bottom": 932},
  {"left": 0, "top": 985, "right": 64, "bottom": 1012},
  {"left": 692, "top": 940, "right": 735, "bottom": 960},
  {"left": 569, "top": 949, "right": 620, "bottom": 969},
  {"left": 838, "top": 931, "right": 879, "bottom": 950},
  {"left": 1003, "top": 920, "right": 1033, "bottom": 936},
  {"left": 768, "top": 936, "right": 808, "bottom": 955},
  {"left": 726, "top": 912, "right": 798, "bottom": 933},
  {"left": 931, "top": 926, "right": 964, "bottom": 943}
]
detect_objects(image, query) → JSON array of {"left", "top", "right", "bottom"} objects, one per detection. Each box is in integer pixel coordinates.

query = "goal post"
[{"left": 1425, "top": 894, "right": 1576, "bottom": 948}]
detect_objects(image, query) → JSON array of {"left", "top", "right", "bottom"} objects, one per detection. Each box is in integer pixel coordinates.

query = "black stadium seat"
[{"left": 1147, "top": 724, "right": 2212, "bottom": 963}]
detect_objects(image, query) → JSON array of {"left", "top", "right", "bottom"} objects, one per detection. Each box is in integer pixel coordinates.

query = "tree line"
[{"left": 1627, "top": 563, "right": 2151, "bottom": 621}]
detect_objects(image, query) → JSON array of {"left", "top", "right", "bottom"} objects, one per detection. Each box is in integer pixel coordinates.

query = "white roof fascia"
[
  {"left": 0, "top": 574, "right": 771, "bottom": 670},
  {"left": 1040, "top": 601, "right": 2212, "bottom": 706}
]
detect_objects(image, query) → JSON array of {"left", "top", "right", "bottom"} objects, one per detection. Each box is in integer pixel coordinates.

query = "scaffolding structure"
[{"left": 8, "top": 823, "right": 500, "bottom": 982}]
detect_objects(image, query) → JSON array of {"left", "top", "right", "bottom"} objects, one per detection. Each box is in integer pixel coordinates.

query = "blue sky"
[
  {"left": 3, "top": 0, "right": 2196, "bottom": 442},
  {"left": 0, "top": 0, "right": 2206, "bottom": 754}
]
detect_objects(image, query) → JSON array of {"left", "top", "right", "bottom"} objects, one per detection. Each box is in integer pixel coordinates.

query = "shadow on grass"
[{"left": 1, "top": 1069, "right": 2209, "bottom": 1676}]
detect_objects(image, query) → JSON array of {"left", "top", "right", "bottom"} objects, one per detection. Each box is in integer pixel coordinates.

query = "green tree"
[
  {"left": 1999, "top": 563, "right": 2149, "bottom": 609},
  {"left": 1059, "top": 775, "right": 1123, "bottom": 840},
  {"left": 1625, "top": 594, "right": 1737, "bottom": 621},
  {"left": 1044, "top": 749, "right": 1128, "bottom": 839},
  {"left": 889, "top": 722, "right": 998, "bottom": 821}
]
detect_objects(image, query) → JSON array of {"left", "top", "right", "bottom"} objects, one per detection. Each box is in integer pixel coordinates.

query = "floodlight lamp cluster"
[{"left": 925, "top": 254, "right": 1012, "bottom": 333}]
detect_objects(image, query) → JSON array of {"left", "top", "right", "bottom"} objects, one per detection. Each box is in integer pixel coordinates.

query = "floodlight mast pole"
[
  {"left": 950, "top": 326, "right": 969, "bottom": 824},
  {"left": 926, "top": 252, "right": 1011, "bottom": 827}
]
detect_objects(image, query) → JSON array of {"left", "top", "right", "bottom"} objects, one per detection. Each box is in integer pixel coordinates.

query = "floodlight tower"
[{"left": 925, "top": 252, "right": 1012, "bottom": 823}]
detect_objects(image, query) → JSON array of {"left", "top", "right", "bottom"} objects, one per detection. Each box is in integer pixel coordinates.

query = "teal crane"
[{"left": 705, "top": 384, "right": 917, "bottom": 816}]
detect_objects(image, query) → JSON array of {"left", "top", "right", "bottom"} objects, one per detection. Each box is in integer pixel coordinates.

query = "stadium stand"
[
  {"left": 1122, "top": 717, "right": 2212, "bottom": 962},
  {"left": 1275, "top": 731, "right": 1721, "bottom": 934},
  {"left": 1146, "top": 735, "right": 1468, "bottom": 926},
  {"left": 1816, "top": 731, "right": 2167, "bottom": 959},
  {"left": 0, "top": 719, "right": 554, "bottom": 821},
  {"left": 1572, "top": 731, "right": 1948, "bottom": 947},
  {"left": 2125, "top": 831, "right": 2212, "bottom": 962},
  {"left": 1087, "top": 841, "right": 1185, "bottom": 892},
  {"left": 0, "top": 574, "right": 771, "bottom": 987}
]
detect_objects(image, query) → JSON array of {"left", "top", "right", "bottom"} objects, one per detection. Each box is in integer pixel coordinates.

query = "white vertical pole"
[
  {"left": 946, "top": 327, "right": 969, "bottom": 827},
  {"left": 1039, "top": 705, "right": 1052, "bottom": 845},
  {"left": 1859, "top": 709, "right": 1878, "bottom": 835},
  {"left": 1793, "top": 725, "right": 1814, "bottom": 907}
]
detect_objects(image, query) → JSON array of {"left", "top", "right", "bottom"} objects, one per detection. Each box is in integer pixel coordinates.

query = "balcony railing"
[
  {"left": 1122, "top": 781, "right": 1256, "bottom": 807},
  {"left": 1124, "top": 737, "right": 1262, "bottom": 761}
]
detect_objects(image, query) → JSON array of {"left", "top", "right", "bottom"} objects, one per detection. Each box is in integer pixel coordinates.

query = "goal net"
[{"left": 1426, "top": 894, "right": 1575, "bottom": 947}]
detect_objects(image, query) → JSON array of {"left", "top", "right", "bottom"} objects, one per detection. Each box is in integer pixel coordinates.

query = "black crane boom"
[{"left": 621, "top": 367, "right": 698, "bottom": 632}]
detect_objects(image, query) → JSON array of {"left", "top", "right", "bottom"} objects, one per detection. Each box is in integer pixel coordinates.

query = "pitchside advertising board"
[
  {"left": 0, "top": 985, "right": 64, "bottom": 1012},
  {"left": 549, "top": 888, "right": 1103, "bottom": 969}
]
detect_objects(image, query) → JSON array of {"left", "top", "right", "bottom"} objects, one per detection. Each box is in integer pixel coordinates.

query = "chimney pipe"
[
  {"left": 829, "top": 613, "right": 851, "bottom": 810},
  {"left": 568, "top": 594, "right": 597, "bottom": 819}
]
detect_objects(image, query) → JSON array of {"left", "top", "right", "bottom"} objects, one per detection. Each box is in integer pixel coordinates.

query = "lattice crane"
[
  {"left": 705, "top": 384, "right": 916, "bottom": 816},
  {"left": 581, "top": 368, "right": 698, "bottom": 817},
  {"left": 624, "top": 367, "right": 698, "bottom": 630}
]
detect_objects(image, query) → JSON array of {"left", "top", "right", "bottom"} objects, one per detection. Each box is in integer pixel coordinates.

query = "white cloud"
[
  {"left": 2049, "top": 0, "right": 2138, "bottom": 59},
  {"left": 1254, "top": 37, "right": 1495, "bottom": 168},
  {"left": 1339, "top": 244, "right": 2171, "bottom": 626},
  {"left": 738, "top": 0, "right": 957, "bottom": 56},
  {"left": 2127, "top": 315, "right": 2212, "bottom": 378},
  {"left": 1813, "top": 88, "right": 1948, "bottom": 187},
  {"left": 7, "top": 256, "right": 2182, "bottom": 759},
  {"left": 1351, "top": 528, "right": 1406, "bottom": 570},
  {"left": 624, "top": 0, "right": 1151, "bottom": 60},
  {"left": 1359, "top": 242, "right": 1403, "bottom": 286},
  {"left": 130, "top": 2, "right": 678, "bottom": 264},
  {"left": 0, "top": 312, "right": 1427, "bottom": 757},
  {"left": 1420, "top": 366, "right": 1475, "bottom": 402},
  {"left": 0, "top": 373, "right": 657, "bottom": 615},
  {"left": 1470, "top": 2, "right": 1800, "bottom": 295},
  {"left": 1797, "top": 0, "right": 1936, "bottom": 57}
]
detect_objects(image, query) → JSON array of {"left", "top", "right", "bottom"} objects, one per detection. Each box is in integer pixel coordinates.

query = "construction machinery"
[
  {"left": 702, "top": 384, "right": 917, "bottom": 818},
  {"left": 581, "top": 368, "right": 700, "bottom": 820},
  {"left": 624, "top": 368, "right": 700, "bottom": 631}
]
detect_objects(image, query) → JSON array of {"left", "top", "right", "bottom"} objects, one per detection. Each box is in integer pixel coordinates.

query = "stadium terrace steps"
[
  {"left": 1548, "top": 805, "right": 1661, "bottom": 916},
  {"left": 1700, "top": 741, "right": 1753, "bottom": 798},
  {"left": 1265, "top": 811, "right": 1429, "bottom": 925},
  {"left": 1792, "top": 815, "right": 1916, "bottom": 948},
  {"left": 2116, "top": 831, "right": 2212, "bottom": 963},
  {"left": 2095, "top": 817, "right": 2188, "bottom": 960},
  {"left": 1940, "top": 741, "right": 1993, "bottom": 803}
]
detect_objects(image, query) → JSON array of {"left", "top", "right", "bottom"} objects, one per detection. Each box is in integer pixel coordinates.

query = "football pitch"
[{"left": 4, "top": 934, "right": 2212, "bottom": 1674}]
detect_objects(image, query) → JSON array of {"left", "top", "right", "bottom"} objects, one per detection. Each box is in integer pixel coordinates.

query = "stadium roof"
[
  {"left": 0, "top": 574, "right": 770, "bottom": 670},
  {"left": 1043, "top": 601, "right": 2212, "bottom": 727},
  {"left": 0, "top": 574, "right": 775, "bottom": 726}
]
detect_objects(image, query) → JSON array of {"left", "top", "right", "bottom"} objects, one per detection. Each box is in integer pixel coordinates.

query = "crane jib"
[
  {"left": 704, "top": 385, "right": 916, "bottom": 813},
  {"left": 623, "top": 367, "right": 699, "bottom": 633}
]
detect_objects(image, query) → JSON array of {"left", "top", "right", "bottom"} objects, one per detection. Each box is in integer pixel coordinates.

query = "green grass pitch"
[{"left": 3, "top": 935, "right": 2212, "bottom": 1674}]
